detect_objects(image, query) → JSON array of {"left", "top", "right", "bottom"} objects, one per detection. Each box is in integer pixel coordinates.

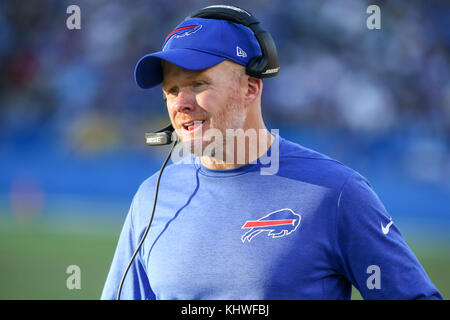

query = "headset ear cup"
[{"left": 246, "top": 56, "right": 266, "bottom": 78}]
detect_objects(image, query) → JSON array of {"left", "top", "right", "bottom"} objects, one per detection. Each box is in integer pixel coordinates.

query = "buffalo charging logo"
[
  {"left": 163, "top": 24, "right": 203, "bottom": 49},
  {"left": 241, "top": 208, "right": 301, "bottom": 243}
]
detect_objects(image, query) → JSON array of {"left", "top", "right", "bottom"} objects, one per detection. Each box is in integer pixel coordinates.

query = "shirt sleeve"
[
  {"left": 100, "top": 195, "right": 156, "bottom": 300},
  {"left": 334, "top": 172, "right": 443, "bottom": 300}
]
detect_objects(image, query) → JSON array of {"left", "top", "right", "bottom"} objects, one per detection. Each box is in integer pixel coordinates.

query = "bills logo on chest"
[{"left": 241, "top": 208, "right": 301, "bottom": 243}]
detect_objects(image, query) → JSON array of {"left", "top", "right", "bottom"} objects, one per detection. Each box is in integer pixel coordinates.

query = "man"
[{"left": 101, "top": 6, "right": 442, "bottom": 300}]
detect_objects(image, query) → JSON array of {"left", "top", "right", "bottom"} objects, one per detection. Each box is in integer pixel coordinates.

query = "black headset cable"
[{"left": 116, "top": 138, "right": 178, "bottom": 300}]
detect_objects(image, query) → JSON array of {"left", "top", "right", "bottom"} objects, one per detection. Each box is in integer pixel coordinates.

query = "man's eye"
[
  {"left": 168, "top": 87, "right": 179, "bottom": 95},
  {"left": 193, "top": 81, "right": 205, "bottom": 88}
]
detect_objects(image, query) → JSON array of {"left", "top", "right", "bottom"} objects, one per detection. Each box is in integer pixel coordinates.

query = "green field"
[
  {"left": 0, "top": 217, "right": 448, "bottom": 300},
  {"left": 0, "top": 217, "right": 121, "bottom": 299}
]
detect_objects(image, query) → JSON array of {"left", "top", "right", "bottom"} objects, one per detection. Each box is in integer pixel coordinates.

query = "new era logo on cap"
[{"left": 236, "top": 46, "right": 247, "bottom": 57}]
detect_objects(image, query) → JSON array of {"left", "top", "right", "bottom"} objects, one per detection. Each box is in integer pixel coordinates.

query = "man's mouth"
[{"left": 182, "top": 120, "right": 206, "bottom": 132}]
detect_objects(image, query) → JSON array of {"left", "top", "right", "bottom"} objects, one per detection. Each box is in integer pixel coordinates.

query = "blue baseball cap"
[{"left": 134, "top": 17, "right": 262, "bottom": 89}]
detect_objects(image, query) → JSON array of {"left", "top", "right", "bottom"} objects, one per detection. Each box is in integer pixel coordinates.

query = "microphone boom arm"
[{"left": 145, "top": 124, "right": 175, "bottom": 146}]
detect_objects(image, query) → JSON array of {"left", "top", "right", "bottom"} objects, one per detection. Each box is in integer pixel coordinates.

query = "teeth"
[{"left": 183, "top": 120, "right": 204, "bottom": 127}]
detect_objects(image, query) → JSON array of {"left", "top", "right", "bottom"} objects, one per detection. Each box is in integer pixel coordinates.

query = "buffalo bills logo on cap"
[{"left": 163, "top": 24, "right": 203, "bottom": 48}]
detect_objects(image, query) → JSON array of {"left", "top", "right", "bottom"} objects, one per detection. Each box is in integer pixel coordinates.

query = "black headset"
[
  {"left": 190, "top": 5, "right": 280, "bottom": 79},
  {"left": 117, "top": 5, "right": 279, "bottom": 299}
]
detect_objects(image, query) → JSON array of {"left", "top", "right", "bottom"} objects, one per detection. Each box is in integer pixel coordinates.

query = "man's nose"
[{"left": 173, "top": 89, "right": 196, "bottom": 113}]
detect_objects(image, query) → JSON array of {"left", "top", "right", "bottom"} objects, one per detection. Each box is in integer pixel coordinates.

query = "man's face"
[{"left": 162, "top": 60, "right": 248, "bottom": 152}]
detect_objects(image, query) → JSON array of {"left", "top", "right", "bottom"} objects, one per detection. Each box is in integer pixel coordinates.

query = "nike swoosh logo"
[{"left": 381, "top": 220, "right": 393, "bottom": 235}]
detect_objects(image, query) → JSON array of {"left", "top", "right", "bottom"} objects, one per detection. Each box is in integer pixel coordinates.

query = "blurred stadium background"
[{"left": 0, "top": 0, "right": 449, "bottom": 299}]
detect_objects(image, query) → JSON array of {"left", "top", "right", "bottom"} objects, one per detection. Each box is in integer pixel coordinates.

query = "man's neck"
[{"left": 200, "top": 127, "right": 274, "bottom": 170}]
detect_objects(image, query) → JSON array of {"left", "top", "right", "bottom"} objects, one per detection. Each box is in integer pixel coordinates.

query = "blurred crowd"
[{"left": 1, "top": 0, "right": 450, "bottom": 187}]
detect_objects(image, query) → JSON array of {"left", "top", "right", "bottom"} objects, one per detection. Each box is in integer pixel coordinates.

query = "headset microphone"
[{"left": 145, "top": 124, "right": 176, "bottom": 146}]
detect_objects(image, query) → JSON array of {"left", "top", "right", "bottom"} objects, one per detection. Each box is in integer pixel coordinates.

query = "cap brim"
[{"left": 134, "top": 49, "right": 227, "bottom": 89}]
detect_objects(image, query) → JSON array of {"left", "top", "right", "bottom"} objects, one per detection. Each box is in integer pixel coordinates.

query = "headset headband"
[{"left": 190, "top": 5, "right": 280, "bottom": 78}]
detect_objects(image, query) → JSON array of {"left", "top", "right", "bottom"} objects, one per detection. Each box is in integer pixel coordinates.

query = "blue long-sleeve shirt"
[{"left": 101, "top": 136, "right": 442, "bottom": 300}]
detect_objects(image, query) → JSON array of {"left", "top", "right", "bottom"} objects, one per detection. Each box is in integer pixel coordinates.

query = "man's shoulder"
[{"left": 278, "top": 136, "right": 362, "bottom": 190}]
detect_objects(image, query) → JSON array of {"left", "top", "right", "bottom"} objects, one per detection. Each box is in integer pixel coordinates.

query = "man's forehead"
[
  {"left": 161, "top": 62, "right": 206, "bottom": 90},
  {"left": 161, "top": 60, "right": 204, "bottom": 78},
  {"left": 162, "top": 60, "right": 243, "bottom": 84}
]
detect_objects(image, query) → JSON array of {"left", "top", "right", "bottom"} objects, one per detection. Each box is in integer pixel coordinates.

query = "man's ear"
[{"left": 244, "top": 76, "right": 262, "bottom": 104}]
